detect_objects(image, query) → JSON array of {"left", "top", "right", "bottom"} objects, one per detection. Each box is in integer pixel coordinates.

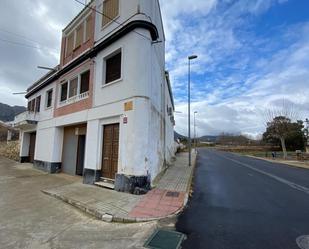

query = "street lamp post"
[
  {"left": 194, "top": 111, "right": 198, "bottom": 152},
  {"left": 305, "top": 118, "right": 309, "bottom": 152},
  {"left": 188, "top": 55, "right": 198, "bottom": 167}
]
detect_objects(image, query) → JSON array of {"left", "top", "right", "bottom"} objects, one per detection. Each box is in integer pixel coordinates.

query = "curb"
[
  {"left": 244, "top": 155, "right": 309, "bottom": 170},
  {"left": 183, "top": 151, "right": 198, "bottom": 207},
  {"left": 42, "top": 189, "right": 140, "bottom": 223},
  {"left": 42, "top": 189, "right": 184, "bottom": 223},
  {"left": 41, "top": 151, "right": 198, "bottom": 224}
]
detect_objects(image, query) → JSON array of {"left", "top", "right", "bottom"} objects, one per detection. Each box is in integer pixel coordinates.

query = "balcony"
[
  {"left": 59, "top": 91, "right": 89, "bottom": 107},
  {"left": 14, "top": 111, "right": 39, "bottom": 129}
]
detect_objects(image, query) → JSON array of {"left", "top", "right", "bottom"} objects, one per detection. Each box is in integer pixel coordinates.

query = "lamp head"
[{"left": 188, "top": 55, "right": 198, "bottom": 60}]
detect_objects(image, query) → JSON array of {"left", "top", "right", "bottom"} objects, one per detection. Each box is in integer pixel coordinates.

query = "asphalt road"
[{"left": 176, "top": 148, "right": 309, "bottom": 249}]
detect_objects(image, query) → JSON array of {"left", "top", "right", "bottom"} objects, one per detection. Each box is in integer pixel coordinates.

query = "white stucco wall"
[
  {"left": 93, "top": 30, "right": 152, "bottom": 108},
  {"left": 26, "top": 82, "right": 56, "bottom": 122},
  {"left": 19, "top": 0, "right": 174, "bottom": 182},
  {"left": 35, "top": 126, "right": 63, "bottom": 163},
  {"left": 94, "top": 0, "right": 153, "bottom": 43}
]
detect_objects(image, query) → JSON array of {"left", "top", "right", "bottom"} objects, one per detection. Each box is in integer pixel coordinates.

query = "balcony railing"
[
  {"left": 59, "top": 91, "right": 89, "bottom": 107},
  {"left": 14, "top": 111, "right": 39, "bottom": 128}
]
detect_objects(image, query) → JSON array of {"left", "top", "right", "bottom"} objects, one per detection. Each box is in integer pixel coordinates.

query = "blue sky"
[
  {"left": 159, "top": 0, "right": 309, "bottom": 137},
  {"left": 0, "top": 0, "right": 308, "bottom": 138}
]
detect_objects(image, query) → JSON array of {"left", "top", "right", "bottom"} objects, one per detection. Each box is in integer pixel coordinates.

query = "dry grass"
[{"left": 0, "top": 141, "right": 20, "bottom": 161}]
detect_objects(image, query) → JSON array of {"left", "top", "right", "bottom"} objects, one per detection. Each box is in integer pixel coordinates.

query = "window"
[
  {"left": 46, "top": 89, "right": 53, "bottom": 108},
  {"left": 85, "top": 16, "right": 92, "bottom": 41},
  {"left": 28, "top": 99, "right": 35, "bottom": 112},
  {"left": 102, "top": 0, "right": 119, "bottom": 27},
  {"left": 80, "top": 71, "right": 90, "bottom": 94},
  {"left": 59, "top": 71, "right": 90, "bottom": 104},
  {"left": 35, "top": 96, "right": 41, "bottom": 112},
  {"left": 31, "top": 99, "right": 35, "bottom": 112},
  {"left": 75, "top": 24, "right": 84, "bottom": 48},
  {"left": 66, "top": 33, "right": 74, "bottom": 56},
  {"left": 27, "top": 101, "right": 31, "bottom": 111},
  {"left": 105, "top": 51, "right": 121, "bottom": 84},
  {"left": 60, "top": 82, "right": 68, "bottom": 102},
  {"left": 69, "top": 77, "right": 78, "bottom": 98}
]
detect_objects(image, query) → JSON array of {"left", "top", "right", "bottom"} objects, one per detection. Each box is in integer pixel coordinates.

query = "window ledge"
[
  {"left": 45, "top": 106, "right": 53, "bottom": 111},
  {"left": 101, "top": 78, "right": 122, "bottom": 88},
  {"left": 73, "top": 45, "right": 81, "bottom": 51},
  {"left": 101, "top": 15, "right": 120, "bottom": 31}
]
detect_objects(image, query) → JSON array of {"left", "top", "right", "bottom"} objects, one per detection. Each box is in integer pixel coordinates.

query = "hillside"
[
  {"left": 174, "top": 131, "right": 218, "bottom": 142},
  {"left": 199, "top": 135, "right": 218, "bottom": 142},
  {"left": 0, "top": 103, "right": 26, "bottom": 122},
  {"left": 174, "top": 131, "right": 187, "bottom": 140}
]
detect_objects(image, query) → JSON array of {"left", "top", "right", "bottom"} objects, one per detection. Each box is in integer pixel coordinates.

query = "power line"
[
  {"left": 73, "top": 0, "right": 153, "bottom": 42},
  {"left": 0, "top": 28, "right": 40, "bottom": 45},
  {"left": 0, "top": 38, "right": 42, "bottom": 50},
  {"left": 0, "top": 34, "right": 58, "bottom": 53}
]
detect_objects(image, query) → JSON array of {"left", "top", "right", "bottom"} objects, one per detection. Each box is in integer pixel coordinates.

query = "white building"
[{"left": 14, "top": 0, "right": 175, "bottom": 193}]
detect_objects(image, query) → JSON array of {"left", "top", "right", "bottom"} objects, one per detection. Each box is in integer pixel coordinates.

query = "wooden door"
[
  {"left": 76, "top": 135, "right": 86, "bottom": 176},
  {"left": 29, "top": 132, "right": 36, "bottom": 163},
  {"left": 101, "top": 124, "right": 119, "bottom": 179}
]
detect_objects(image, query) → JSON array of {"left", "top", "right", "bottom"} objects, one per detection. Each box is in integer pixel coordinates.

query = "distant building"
[{"left": 14, "top": 0, "right": 175, "bottom": 193}]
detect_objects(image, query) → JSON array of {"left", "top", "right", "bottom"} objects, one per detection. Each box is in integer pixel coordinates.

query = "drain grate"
[
  {"left": 144, "top": 229, "right": 186, "bottom": 249},
  {"left": 166, "top": 191, "right": 180, "bottom": 198},
  {"left": 297, "top": 235, "right": 309, "bottom": 249}
]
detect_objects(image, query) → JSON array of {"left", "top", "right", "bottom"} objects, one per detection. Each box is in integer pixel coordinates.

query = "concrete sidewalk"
[
  {"left": 0, "top": 156, "right": 156, "bottom": 249},
  {"left": 43, "top": 152, "right": 196, "bottom": 223},
  {"left": 246, "top": 155, "right": 309, "bottom": 170}
]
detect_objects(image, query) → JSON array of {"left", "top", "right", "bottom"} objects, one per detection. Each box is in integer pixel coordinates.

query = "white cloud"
[
  {"left": 0, "top": 0, "right": 82, "bottom": 104},
  {"left": 160, "top": 0, "right": 308, "bottom": 137},
  {"left": 0, "top": 0, "right": 306, "bottom": 140}
]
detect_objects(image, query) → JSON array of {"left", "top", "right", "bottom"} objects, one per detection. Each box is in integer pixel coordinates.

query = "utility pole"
[
  {"left": 194, "top": 111, "right": 198, "bottom": 153},
  {"left": 305, "top": 118, "right": 309, "bottom": 152},
  {"left": 188, "top": 55, "right": 198, "bottom": 166}
]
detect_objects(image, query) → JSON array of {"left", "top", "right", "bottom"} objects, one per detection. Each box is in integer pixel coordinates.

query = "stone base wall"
[
  {"left": 114, "top": 174, "right": 150, "bottom": 194},
  {"left": 83, "top": 169, "right": 101, "bottom": 184},
  {"left": 33, "top": 160, "right": 62, "bottom": 174}
]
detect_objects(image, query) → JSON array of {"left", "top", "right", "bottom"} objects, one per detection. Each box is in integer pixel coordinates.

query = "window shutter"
[
  {"left": 75, "top": 24, "right": 84, "bottom": 48},
  {"left": 80, "top": 71, "right": 90, "bottom": 93},
  {"left": 69, "top": 77, "right": 78, "bottom": 98},
  {"left": 31, "top": 99, "right": 35, "bottom": 112},
  {"left": 105, "top": 52, "right": 121, "bottom": 84},
  {"left": 47, "top": 90, "right": 53, "bottom": 108},
  {"left": 85, "top": 16, "right": 92, "bottom": 41},
  {"left": 60, "top": 82, "right": 68, "bottom": 102},
  {"left": 102, "top": 0, "right": 119, "bottom": 27},
  {"left": 66, "top": 33, "right": 74, "bottom": 56},
  {"left": 35, "top": 96, "right": 41, "bottom": 112}
]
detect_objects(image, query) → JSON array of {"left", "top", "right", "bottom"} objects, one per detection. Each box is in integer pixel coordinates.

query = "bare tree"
[{"left": 264, "top": 99, "right": 300, "bottom": 159}]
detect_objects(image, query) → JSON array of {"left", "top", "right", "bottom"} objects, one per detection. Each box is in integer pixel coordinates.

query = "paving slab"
[
  {"left": 156, "top": 152, "right": 196, "bottom": 192},
  {"left": 42, "top": 151, "right": 197, "bottom": 223},
  {"left": 42, "top": 181, "right": 143, "bottom": 222},
  {"left": 0, "top": 156, "right": 156, "bottom": 249},
  {"left": 129, "top": 152, "right": 196, "bottom": 220}
]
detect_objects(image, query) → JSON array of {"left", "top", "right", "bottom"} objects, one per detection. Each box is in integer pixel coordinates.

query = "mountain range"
[
  {"left": 174, "top": 131, "right": 218, "bottom": 142},
  {"left": 0, "top": 103, "right": 26, "bottom": 122}
]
